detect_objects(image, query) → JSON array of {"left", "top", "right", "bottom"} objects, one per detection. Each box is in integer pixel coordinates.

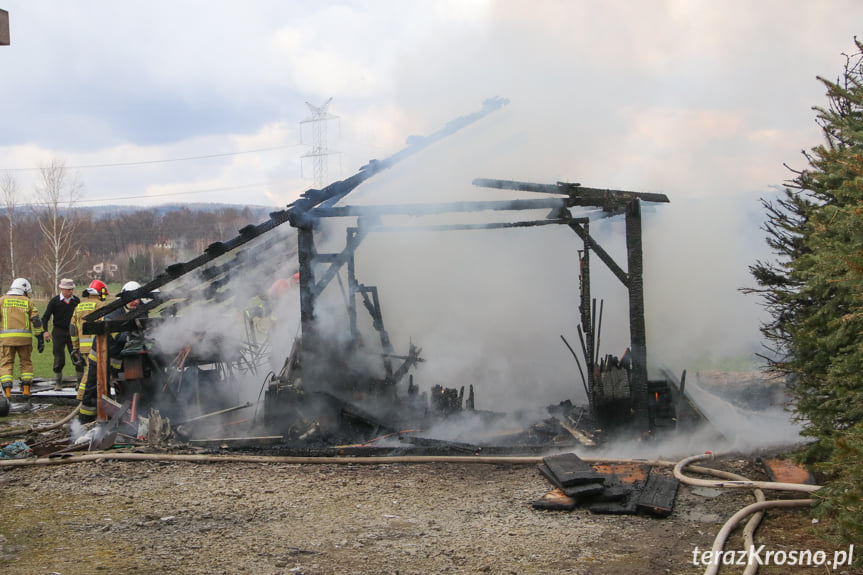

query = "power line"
[
  {"left": 17, "top": 182, "right": 274, "bottom": 207},
  {"left": 0, "top": 144, "right": 301, "bottom": 172}
]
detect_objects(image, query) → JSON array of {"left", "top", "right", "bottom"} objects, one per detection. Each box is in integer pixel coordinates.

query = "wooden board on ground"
[
  {"left": 590, "top": 462, "right": 650, "bottom": 503},
  {"left": 759, "top": 457, "right": 816, "bottom": 485},
  {"left": 542, "top": 452, "right": 604, "bottom": 487},
  {"left": 591, "top": 462, "right": 650, "bottom": 483},
  {"left": 636, "top": 472, "right": 680, "bottom": 518},
  {"left": 538, "top": 464, "right": 604, "bottom": 498},
  {"left": 589, "top": 491, "right": 641, "bottom": 515},
  {"left": 532, "top": 488, "right": 578, "bottom": 511}
]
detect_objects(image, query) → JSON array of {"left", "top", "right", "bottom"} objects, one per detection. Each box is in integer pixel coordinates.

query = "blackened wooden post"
[
  {"left": 346, "top": 227, "right": 359, "bottom": 340},
  {"left": 625, "top": 199, "right": 650, "bottom": 432},
  {"left": 0, "top": 9, "right": 9, "bottom": 46},
  {"left": 579, "top": 222, "right": 594, "bottom": 400},
  {"left": 95, "top": 334, "right": 108, "bottom": 421},
  {"left": 297, "top": 224, "right": 317, "bottom": 355}
]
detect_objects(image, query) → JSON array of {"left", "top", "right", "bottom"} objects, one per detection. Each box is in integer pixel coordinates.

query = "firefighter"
[
  {"left": 245, "top": 278, "right": 294, "bottom": 344},
  {"left": 0, "top": 278, "right": 45, "bottom": 401},
  {"left": 41, "top": 278, "right": 81, "bottom": 390},
  {"left": 70, "top": 279, "right": 109, "bottom": 398},
  {"left": 78, "top": 281, "right": 141, "bottom": 424}
]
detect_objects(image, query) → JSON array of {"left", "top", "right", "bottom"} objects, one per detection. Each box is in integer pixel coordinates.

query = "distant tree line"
[{"left": 0, "top": 165, "right": 270, "bottom": 296}]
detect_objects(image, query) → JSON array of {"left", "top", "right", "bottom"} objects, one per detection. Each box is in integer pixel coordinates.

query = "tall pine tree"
[{"left": 749, "top": 39, "right": 863, "bottom": 546}]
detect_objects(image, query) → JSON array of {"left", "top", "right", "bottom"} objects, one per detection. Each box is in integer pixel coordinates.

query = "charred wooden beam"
[
  {"left": 472, "top": 178, "right": 670, "bottom": 209},
  {"left": 531, "top": 488, "right": 579, "bottom": 511},
  {"left": 311, "top": 225, "right": 370, "bottom": 299},
  {"left": 399, "top": 434, "right": 478, "bottom": 454},
  {"left": 538, "top": 464, "right": 605, "bottom": 498},
  {"left": 568, "top": 221, "right": 628, "bottom": 287},
  {"left": 347, "top": 228, "right": 360, "bottom": 339},
  {"left": 635, "top": 472, "right": 680, "bottom": 517},
  {"left": 625, "top": 199, "right": 650, "bottom": 431},
  {"left": 357, "top": 218, "right": 582, "bottom": 233},
  {"left": 83, "top": 317, "right": 162, "bottom": 335},
  {"left": 541, "top": 452, "right": 605, "bottom": 487},
  {"left": 311, "top": 198, "right": 567, "bottom": 219}
]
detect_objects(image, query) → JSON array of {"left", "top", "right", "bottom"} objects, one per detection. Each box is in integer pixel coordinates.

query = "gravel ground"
[{"left": 1, "top": 406, "right": 859, "bottom": 575}]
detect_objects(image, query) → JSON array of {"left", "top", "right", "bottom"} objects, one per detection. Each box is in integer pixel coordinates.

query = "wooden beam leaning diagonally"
[{"left": 568, "top": 221, "right": 629, "bottom": 288}]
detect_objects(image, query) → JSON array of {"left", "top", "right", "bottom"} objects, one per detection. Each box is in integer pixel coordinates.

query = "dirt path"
[{"left": 1, "top": 406, "right": 858, "bottom": 575}]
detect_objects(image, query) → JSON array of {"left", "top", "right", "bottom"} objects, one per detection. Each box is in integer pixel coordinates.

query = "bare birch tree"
[
  {"left": 33, "top": 159, "right": 83, "bottom": 290},
  {"left": 1, "top": 171, "right": 19, "bottom": 278}
]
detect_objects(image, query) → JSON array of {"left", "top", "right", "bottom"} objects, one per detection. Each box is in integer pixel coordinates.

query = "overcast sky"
[
  {"left": 2, "top": 1, "right": 860, "bottom": 209},
  {"left": 2, "top": 1, "right": 861, "bottom": 409}
]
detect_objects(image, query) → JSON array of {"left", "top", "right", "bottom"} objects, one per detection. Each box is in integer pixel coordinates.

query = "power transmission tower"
[{"left": 300, "top": 97, "right": 338, "bottom": 188}]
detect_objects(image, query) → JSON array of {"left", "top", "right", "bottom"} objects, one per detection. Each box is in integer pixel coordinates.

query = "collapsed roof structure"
[{"left": 81, "top": 98, "right": 706, "bottom": 452}]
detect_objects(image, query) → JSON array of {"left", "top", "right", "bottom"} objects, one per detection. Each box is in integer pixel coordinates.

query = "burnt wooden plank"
[
  {"left": 538, "top": 464, "right": 604, "bottom": 498},
  {"left": 592, "top": 481, "right": 634, "bottom": 503},
  {"left": 759, "top": 457, "right": 816, "bottom": 485},
  {"left": 589, "top": 491, "right": 640, "bottom": 515},
  {"left": 636, "top": 472, "right": 680, "bottom": 518},
  {"left": 542, "top": 452, "right": 604, "bottom": 487},
  {"left": 532, "top": 488, "right": 578, "bottom": 511},
  {"left": 591, "top": 462, "right": 650, "bottom": 484}
]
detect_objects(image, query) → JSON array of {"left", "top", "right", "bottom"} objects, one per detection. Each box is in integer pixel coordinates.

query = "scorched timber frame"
[{"left": 294, "top": 178, "right": 669, "bottom": 434}]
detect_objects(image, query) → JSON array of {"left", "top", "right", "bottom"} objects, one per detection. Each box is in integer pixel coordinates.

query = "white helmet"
[
  {"left": 8, "top": 278, "right": 32, "bottom": 296},
  {"left": 119, "top": 281, "right": 143, "bottom": 307}
]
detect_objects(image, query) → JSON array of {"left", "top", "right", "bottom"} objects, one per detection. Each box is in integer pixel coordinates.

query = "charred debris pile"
[{"left": 54, "top": 98, "right": 713, "bottom": 457}]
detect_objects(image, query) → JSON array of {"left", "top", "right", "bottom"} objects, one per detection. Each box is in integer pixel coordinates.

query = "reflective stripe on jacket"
[
  {"left": 0, "top": 295, "right": 41, "bottom": 346},
  {"left": 70, "top": 298, "right": 104, "bottom": 353}
]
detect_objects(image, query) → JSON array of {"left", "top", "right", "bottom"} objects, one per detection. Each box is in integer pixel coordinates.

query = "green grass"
[
  {"left": 1, "top": 338, "right": 77, "bottom": 381},
  {"left": 685, "top": 351, "right": 764, "bottom": 372}
]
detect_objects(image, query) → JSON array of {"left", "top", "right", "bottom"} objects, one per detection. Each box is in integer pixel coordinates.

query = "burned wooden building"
[{"left": 80, "top": 98, "right": 700, "bottom": 451}]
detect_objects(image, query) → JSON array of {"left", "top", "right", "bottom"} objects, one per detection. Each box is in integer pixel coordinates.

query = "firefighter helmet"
[
  {"left": 268, "top": 278, "right": 292, "bottom": 300},
  {"left": 8, "top": 278, "right": 32, "bottom": 296},
  {"left": 119, "top": 281, "right": 143, "bottom": 309},
  {"left": 88, "top": 279, "right": 109, "bottom": 299}
]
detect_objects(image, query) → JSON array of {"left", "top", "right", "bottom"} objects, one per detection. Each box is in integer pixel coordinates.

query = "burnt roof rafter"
[{"left": 472, "top": 178, "right": 670, "bottom": 213}]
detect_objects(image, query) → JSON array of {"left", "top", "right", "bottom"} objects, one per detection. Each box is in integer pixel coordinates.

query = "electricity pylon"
[{"left": 300, "top": 97, "right": 338, "bottom": 189}]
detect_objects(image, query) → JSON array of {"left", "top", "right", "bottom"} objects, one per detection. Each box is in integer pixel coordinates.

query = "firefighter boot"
[
  {"left": 21, "top": 383, "right": 32, "bottom": 409},
  {"left": 2, "top": 384, "right": 10, "bottom": 398},
  {"left": 78, "top": 406, "right": 96, "bottom": 425},
  {"left": 54, "top": 372, "right": 64, "bottom": 391}
]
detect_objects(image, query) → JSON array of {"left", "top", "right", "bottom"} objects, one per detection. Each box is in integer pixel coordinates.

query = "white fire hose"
[{"left": 674, "top": 452, "right": 819, "bottom": 575}]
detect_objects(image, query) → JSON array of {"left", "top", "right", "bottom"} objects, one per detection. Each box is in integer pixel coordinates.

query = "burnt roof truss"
[{"left": 298, "top": 178, "right": 669, "bottom": 433}]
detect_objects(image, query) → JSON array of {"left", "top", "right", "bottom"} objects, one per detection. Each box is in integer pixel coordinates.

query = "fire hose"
[
  {"left": 0, "top": 402, "right": 81, "bottom": 439},
  {"left": 673, "top": 452, "right": 819, "bottom": 575}
]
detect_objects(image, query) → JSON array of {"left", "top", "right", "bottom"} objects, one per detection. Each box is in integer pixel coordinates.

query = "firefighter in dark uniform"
[
  {"left": 78, "top": 281, "right": 142, "bottom": 424},
  {"left": 70, "top": 280, "right": 110, "bottom": 397}
]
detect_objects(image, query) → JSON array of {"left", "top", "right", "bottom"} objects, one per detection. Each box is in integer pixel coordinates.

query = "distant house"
[
  {"left": 90, "top": 262, "right": 119, "bottom": 279},
  {"left": 155, "top": 236, "right": 174, "bottom": 249}
]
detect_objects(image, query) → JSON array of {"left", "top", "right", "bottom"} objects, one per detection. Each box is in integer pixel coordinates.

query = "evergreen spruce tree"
[{"left": 749, "top": 39, "right": 863, "bottom": 546}]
